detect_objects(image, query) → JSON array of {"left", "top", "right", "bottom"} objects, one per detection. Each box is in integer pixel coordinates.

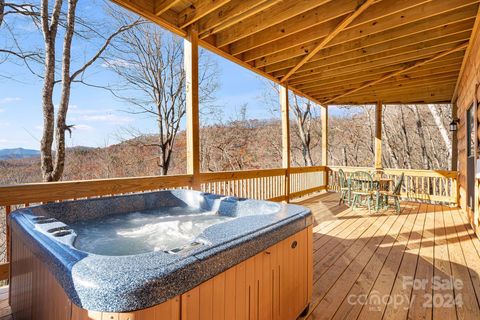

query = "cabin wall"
[{"left": 454, "top": 22, "right": 480, "bottom": 233}]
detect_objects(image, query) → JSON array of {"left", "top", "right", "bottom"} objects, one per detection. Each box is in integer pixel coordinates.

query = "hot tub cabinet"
[{"left": 10, "top": 190, "right": 313, "bottom": 320}]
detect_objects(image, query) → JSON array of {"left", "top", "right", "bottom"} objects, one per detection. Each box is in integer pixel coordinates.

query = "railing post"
[
  {"left": 185, "top": 25, "right": 201, "bottom": 190},
  {"left": 375, "top": 100, "right": 383, "bottom": 171},
  {"left": 321, "top": 104, "right": 329, "bottom": 188},
  {"left": 281, "top": 84, "right": 290, "bottom": 202}
]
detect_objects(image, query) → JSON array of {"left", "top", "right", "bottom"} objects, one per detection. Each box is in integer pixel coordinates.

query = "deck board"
[
  {"left": 1, "top": 192, "right": 480, "bottom": 320},
  {"left": 295, "top": 193, "right": 480, "bottom": 320}
]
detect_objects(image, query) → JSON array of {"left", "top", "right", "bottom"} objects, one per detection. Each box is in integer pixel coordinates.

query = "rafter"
[
  {"left": 311, "top": 76, "right": 459, "bottom": 100},
  {"left": 198, "top": 0, "right": 281, "bottom": 39},
  {"left": 269, "top": 3, "right": 478, "bottom": 77},
  {"left": 326, "top": 84, "right": 455, "bottom": 104},
  {"left": 297, "top": 61, "right": 463, "bottom": 93},
  {"left": 280, "top": 0, "right": 375, "bottom": 82},
  {"left": 155, "top": 0, "right": 181, "bottom": 16},
  {"left": 452, "top": 1, "right": 480, "bottom": 101},
  {"left": 309, "top": 71, "right": 461, "bottom": 97},
  {"left": 321, "top": 42, "right": 468, "bottom": 104},
  {"left": 230, "top": 0, "right": 362, "bottom": 56},
  {"left": 215, "top": 0, "right": 331, "bottom": 48},
  {"left": 285, "top": 42, "right": 467, "bottom": 85},
  {"left": 178, "top": 0, "right": 231, "bottom": 29},
  {"left": 257, "top": 16, "right": 474, "bottom": 70},
  {"left": 287, "top": 52, "right": 466, "bottom": 87}
]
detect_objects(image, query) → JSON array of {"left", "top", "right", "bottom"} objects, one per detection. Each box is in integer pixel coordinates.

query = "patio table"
[{"left": 347, "top": 177, "right": 393, "bottom": 210}]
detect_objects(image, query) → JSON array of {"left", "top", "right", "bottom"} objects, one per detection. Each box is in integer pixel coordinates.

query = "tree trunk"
[
  {"left": 51, "top": 0, "right": 77, "bottom": 181},
  {"left": 38, "top": 0, "right": 136, "bottom": 181},
  {"left": 413, "top": 105, "right": 430, "bottom": 170},
  {"left": 427, "top": 104, "right": 452, "bottom": 165},
  {"left": 40, "top": 0, "right": 62, "bottom": 181},
  {"left": 383, "top": 120, "right": 400, "bottom": 168},
  {"left": 0, "top": 0, "right": 5, "bottom": 27},
  {"left": 399, "top": 107, "right": 413, "bottom": 169}
]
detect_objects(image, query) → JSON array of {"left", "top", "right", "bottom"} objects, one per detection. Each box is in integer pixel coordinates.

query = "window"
[{"left": 467, "top": 104, "right": 475, "bottom": 158}]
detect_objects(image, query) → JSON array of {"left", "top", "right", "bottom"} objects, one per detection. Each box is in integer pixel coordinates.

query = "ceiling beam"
[
  {"left": 309, "top": 72, "right": 460, "bottom": 97},
  {"left": 287, "top": 52, "right": 465, "bottom": 88},
  {"left": 280, "top": 0, "right": 375, "bottom": 82},
  {"left": 230, "top": 0, "right": 361, "bottom": 56},
  {"left": 452, "top": 3, "right": 480, "bottom": 102},
  {"left": 297, "top": 61, "right": 463, "bottom": 93},
  {"left": 112, "top": 0, "right": 185, "bottom": 36},
  {"left": 155, "top": 0, "right": 181, "bottom": 16},
  {"left": 257, "top": 16, "right": 474, "bottom": 70},
  {"left": 325, "top": 84, "right": 455, "bottom": 102},
  {"left": 178, "top": 0, "right": 231, "bottom": 29},
  {"left": 285, "top": 42, "right": 467, "bottom": 84},
  {"left": 269, "top": 3, "right": 478, "bottom": 76},
  {"left": 321, "top": 42, "right": 468, "bottom": 104},
  {"left": 232, "top": 0, "right": 433, "bottom": 57},
  {"left": 244, "top": 0, "right": 456, "bottom": 64},
  {"left": 198, "top": 0, "right": 280, "bottom": 39},
  {"left": 262, "top": 26, "right": 471, "bottom": 75},
  {"left": 324, "top": 83, "right": 455, "bottom": 102},
  {"left": 215, "top": 0, "right": 331, "bottom": 48}
]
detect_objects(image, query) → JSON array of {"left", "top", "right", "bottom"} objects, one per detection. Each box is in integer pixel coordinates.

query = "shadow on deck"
[{"left": 294, "top": 192, "right": 480, "bottom": 320}]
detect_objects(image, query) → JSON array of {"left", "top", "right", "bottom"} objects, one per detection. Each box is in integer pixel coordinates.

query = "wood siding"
[{"left": 453, "top": 9, "right": 480, "bottom": 235}]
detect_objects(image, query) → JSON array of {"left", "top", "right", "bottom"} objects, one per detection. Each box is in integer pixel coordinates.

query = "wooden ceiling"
[{"left": 112, "top": 0, "right": 480, "bottom": 105}]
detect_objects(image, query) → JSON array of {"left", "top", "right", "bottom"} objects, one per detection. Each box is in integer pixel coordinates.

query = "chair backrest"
[
  {"left": 350, "top": 171, "right": 373, "bottom": 192},
  {"left": 393, "top": 173, "right": 404, "bottom": 195},
  {"left": 338, "top": 169, "right": 347, "bottom": 188}
]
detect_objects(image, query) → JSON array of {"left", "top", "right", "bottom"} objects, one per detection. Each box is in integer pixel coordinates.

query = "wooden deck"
[
  {"left": 295, "top": 192, "right": 480, "bottom": 320},
  {"left": 2, "top": 192, "right": 480, "bottom": 319}
]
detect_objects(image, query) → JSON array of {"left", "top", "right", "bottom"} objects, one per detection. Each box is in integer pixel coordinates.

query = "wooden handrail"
[
  {"left": 199, "top": 168, "right": 287, "bottom": 183},
  {"left": 327, "top": 166, "right": 459, "bottom": 205},
  {"left": 0, "top": 175, "right": 194, "bottom": 207},
  {"left": 0, "top": 166, "right": 329, "bottom": 281},
  {"left": 0, "top": 165, "right": 460, "bottom": 283}
]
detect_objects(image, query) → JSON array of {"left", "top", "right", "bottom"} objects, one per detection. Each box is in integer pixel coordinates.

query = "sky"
[{"left": 0, "top": 1, "right": 343, "bottom": 150}]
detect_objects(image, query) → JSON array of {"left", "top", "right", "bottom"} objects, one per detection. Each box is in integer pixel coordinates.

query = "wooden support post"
[
  {"left": 375, "top": 101, "right": 383, "bottom": 170},
  {"left": 451, "top": 101, "right": 458, "bottom": 171},
  {"left": 281, "top": 84, "right": 290, "bottom": 202},
  {"left": 321, "top": 105, "right": 328, "bottom": 187},
  {"left": 185, "top": 26, "right": 200, "bottom": 189}
]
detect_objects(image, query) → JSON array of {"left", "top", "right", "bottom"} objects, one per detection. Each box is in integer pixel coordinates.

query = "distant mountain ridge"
[{"left": 0, "top": 148, "right": 40, "bottom": 160}]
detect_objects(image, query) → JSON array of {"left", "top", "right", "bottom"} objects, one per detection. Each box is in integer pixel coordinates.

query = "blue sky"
[
  {"left": 0, "top": 53, "right": 270, "bottom": 149},
  {"left": 0, "top": 1, "right": 342, "bottom": 150}
]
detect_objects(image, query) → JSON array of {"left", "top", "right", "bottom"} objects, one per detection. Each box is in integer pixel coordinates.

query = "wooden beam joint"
[{"left": 280, "top": 0, "right": 375, "bottom": 82}]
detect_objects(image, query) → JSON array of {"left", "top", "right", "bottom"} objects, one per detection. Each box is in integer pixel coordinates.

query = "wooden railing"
[
  {"left": 327, "top": 166, "right": 459, "bottom": 205},
  {"left": 0, "top": 166, "right": 327, "bottom": 282},
  {"left": 199, "top": 166, "right": 327, "bottom": 202},
  {"left": 0, "top": 165, "right": 459, "bottom": 283}
]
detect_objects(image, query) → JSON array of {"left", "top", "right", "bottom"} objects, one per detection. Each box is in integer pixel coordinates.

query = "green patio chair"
[
  {"left": 350, "top": 171, "right": 376, "bottom": 212},
  {"left": 338, "top": 169, "right": 350, "bottom": 205},
  {"left": 379, "top": 173, "right": 404, "bottom": 214}
]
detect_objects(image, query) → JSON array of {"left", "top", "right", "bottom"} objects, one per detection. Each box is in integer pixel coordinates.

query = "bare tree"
[
  {"left": 37, "top": 0, "right": 141, "bottom": 181},
  {"left": 105, "top": 19, "right": 218, "bottom": 175},
  {"left": 261, "top": 82, "right": 321, "bottom": 167},
  {"left": 0, "top": 1, "right": 40, "bottom": 65},
  {"left": 427, "top": 103, "right": 452, "bottom": 168},
  {"left": 290, "top": 95, "right": 319, "bottom": 166}
]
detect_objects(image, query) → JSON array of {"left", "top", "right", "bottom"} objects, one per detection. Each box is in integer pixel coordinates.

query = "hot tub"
[{"left": 10, "top": 189, "right": 313, "bottom": 319}]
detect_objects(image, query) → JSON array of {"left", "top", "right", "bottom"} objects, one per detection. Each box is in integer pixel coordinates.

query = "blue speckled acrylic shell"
[{"left": 10, "top": 189, "right": 312, "bottom": 312}]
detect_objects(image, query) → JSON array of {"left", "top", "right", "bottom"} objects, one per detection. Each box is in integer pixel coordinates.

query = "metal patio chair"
[
  {"left": 350, "top": 171, "right": 376, "bottom": 212},
  {"left": 338, "top": 169, "right": 350, "bottom": 205},
  {"left": 379, "top": 173, "right": 404, "bottom": 214}
]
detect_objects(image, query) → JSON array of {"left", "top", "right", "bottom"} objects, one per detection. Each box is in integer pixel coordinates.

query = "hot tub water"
[{"left": 70, "top": 206, "right": 233, "bottom": 256}]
